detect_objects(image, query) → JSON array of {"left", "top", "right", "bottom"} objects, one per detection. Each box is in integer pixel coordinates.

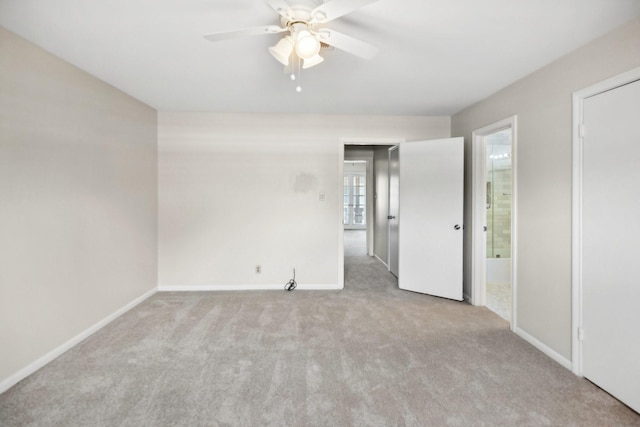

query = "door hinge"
[
  {"left": 577, "top": 327, "right": 585, "bottom": 341},
  {"left": 578, "top": 124, "right": 586, "bottom": 138}
]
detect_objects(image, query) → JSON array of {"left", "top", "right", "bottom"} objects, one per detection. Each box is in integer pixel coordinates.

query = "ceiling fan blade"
[
  {"left": 311, "top": 0, "right": 379, "bottom": 23},
  {"left": 203, "top": 25, "right": 287, "bottom": 42},
  {"left": 315, "top": 29, "right": 378, "bottom": 60},
  {"left": 266, "top": 0, "right": 293, "bottom": 20}
]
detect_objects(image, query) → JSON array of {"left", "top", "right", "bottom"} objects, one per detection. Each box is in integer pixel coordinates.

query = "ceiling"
[{"left": 1, "top": 0, "right": 639, "bottom": 115}]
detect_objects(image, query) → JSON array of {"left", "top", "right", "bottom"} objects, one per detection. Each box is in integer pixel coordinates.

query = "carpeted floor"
[{"left": 1, "top": 254, "right": 639, "bottom": 426}]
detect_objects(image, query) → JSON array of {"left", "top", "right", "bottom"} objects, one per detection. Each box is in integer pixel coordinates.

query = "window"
[{"left": 343, "top": 173, "right": 366, "bottom": 228}]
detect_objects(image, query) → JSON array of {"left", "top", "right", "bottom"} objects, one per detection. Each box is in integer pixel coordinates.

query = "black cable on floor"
[{"left": 284, "top": 268, "right": 297, "bottom": 291}]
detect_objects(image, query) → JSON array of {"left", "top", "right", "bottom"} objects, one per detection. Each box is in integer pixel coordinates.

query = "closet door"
[{"left": 582, "top": 78, "right": 640, "bottom": 413}]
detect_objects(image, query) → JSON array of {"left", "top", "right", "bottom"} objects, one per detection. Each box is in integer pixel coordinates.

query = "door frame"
[
  {"left": 471, "top": 116, "right": 518, "bottom": 330},
  {"left": 571, "top": 66, "right": 640, "bottom": 376},
  {"left": 338, "top": 138, "right": 405, "bottom": 288}
]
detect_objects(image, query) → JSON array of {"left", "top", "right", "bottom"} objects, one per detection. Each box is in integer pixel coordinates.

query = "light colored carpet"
[{"left": 1, "top": 256, "right": 639, "bottom": 426}]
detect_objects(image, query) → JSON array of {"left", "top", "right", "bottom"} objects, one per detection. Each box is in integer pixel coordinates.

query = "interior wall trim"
[
  {"left": 158, "top": 284, "right": 341, "bottom": 292},
  {"left": 515, "top": 326, "right": 573, "bottom": 371},
  {"left": 0, "top": 287, "right": 158, "bottom": 394},
  {"left": 374, "top": 254, "right": 389, "bottom": 269}
]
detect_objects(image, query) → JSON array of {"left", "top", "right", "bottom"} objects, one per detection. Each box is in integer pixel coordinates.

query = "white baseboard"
[
  {"left": 0, "top": 287, "right": 157, "bottom": 394},
  {"left": 158, "top": 283, "right": 342, "bottom": 292},
  {"left": 374, "top": 254, "right": 389, "bottom": 269},
  {"left": 515, "top": 326, "right": 572, "bottom": 371}
]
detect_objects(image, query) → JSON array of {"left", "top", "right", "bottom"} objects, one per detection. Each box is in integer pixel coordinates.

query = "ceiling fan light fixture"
[
  {"left": 269, "top": 35, "right": 294, "bottom": 66},
  {"left": 204, "top": 0, "right": 381, "bottom": 85},
  {"left": 295, "top": 30, "right": 321, "bottom": 59},
  {"left": 312, "top": 11, "right": 328, "bottom": 23},
  {"left": 302, "top": 53, "right": 324, "bottom": 69}
]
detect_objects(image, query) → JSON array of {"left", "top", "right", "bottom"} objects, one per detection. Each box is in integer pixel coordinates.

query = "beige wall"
[
  {"left": 158, "top": 113, "right": 449, "bottom": 288},
  {"left": 0, "top": 27, "right": 158, "bottom": 384},
  {"left": 452, "top": 17, "right": 640, "bottom": 361}
]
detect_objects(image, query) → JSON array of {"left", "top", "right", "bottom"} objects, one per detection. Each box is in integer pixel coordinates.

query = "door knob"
[
  {"left": 454, "top": 224, "right": 461, "bottom": 230},
  {"left": 387, "top": 215, "right": 396, "bottom": 220}
]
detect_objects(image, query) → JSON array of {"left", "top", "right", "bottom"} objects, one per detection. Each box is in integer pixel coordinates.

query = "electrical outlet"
[{"left": 256, "top": 265, "right": 261, "bottom": 274}]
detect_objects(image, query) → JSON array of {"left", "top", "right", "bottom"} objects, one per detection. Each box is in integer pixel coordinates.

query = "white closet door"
[
  {"left": 582, "top": 78, "right": 640, "bottom": 413},
  {"left": 398, "top": 137, "right": 464, "bottom": 301}
]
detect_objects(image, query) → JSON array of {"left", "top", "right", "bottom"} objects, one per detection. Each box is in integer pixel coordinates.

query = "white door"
[
  {"left": 388, "top": 146, "right": 400, "bottom": 276},
  {"left": 398, "top": 137, "right": 464, "bottom": 300},
  {"left": 581, "top": 78, "right": 640, "bottom": 412}
]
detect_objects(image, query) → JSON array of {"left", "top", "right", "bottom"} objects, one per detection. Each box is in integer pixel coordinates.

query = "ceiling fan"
[{"left": 203, "top": 0, "right": 380, "bottom": 72}]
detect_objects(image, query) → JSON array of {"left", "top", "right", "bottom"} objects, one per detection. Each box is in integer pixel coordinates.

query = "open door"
[
  {"left": 388, "top": 146, "right": 400, "bottom": 276},
  {"left": 398, "top": 137, "right": 464, "bottom": 301}
]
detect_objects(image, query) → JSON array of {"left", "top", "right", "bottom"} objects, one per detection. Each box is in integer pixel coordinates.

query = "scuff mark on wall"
[{"left": 293, "top": 173, "right": 318, "bottom": 193}]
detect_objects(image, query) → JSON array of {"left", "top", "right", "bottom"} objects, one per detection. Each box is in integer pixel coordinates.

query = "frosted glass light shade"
[
  {"left": 295, "top": 30, "right": 320, "bottom": 59},
  {"left": 269, "top": 35, "right": 294, "bottom": 66},
  {"left": 302, "top": 54, "right": 324, "bottom": 69}
]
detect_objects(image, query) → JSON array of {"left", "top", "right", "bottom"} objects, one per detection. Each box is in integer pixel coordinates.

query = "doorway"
[
  {"left": 343, "top": 163, "right": 367, "bottom": 230},
  {"left": 343, "top": 160, "right": 367, "bottom": 257},
  {"left": 472, "top": 117, "right": 517, "bottom": 326},
  {"left": 485, "top": 129, "right": 512, "bottom": 319},
  {"left": 343, "top": 147, "right": 374, "bottom": 260},
  {"left": 339, "top": 140, "right": 404, "bottom": 288},
  {"left": 342, "top": 144, "right": 397, "bottom": 262},
  {"left": 340, "top": 138, "right": 465, "bottom": 300}
]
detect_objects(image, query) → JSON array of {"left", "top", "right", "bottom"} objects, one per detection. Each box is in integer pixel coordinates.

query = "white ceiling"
[{"left": 1, "top": 0, "right": 639, "bottom": 115}]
